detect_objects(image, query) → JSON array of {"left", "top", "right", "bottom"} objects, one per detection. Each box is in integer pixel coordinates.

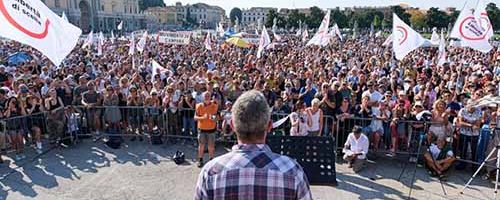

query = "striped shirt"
[{"left": 194, "top": 144, "right": 312, "bottom": 200}]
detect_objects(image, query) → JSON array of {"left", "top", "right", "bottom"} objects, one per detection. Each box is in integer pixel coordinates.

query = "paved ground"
[{"left": 0, "top": 139, "right": 497, "bottom": 200}]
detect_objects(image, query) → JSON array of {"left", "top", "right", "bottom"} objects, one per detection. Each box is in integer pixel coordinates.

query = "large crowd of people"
[{"left": 0, "top": 31, "right": 499, "bottom": 177}]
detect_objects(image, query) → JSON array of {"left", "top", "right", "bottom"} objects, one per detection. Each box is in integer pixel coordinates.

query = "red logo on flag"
[
  {"left": 396, "top": 25, "right": 408, "bottom": 45},
  {"left": 0, "top": 0, "right": 50, "bottom": 39},
  {"left": 459, "top": 13, "right": 491, "bottom": 41}
]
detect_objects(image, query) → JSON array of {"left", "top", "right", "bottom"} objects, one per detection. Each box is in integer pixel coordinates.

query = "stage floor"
[{"left": 0, "top": 140, "right": 496, "bottom": 200}]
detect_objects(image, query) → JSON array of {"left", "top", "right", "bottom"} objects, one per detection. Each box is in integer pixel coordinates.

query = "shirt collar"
[{"left": 231, "top": 144, "right": 271, "bottom": 153}]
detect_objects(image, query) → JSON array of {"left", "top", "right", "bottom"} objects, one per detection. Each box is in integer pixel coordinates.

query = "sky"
[{"left": 166, "top": 0, "right": 499, "bottom": 15}]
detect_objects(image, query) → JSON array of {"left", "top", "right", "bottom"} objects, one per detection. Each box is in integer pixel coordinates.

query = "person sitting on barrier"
[
  {"left": 343, "top": 126, "right": 369, "bottom": 172},
  {"left": 306, "top": 98, "right": 323, "bottom": 136},
  {"left": 290, "top": 100, "right": 311, "bottom": 136},
  {"left": 195, "top": 90, "right": 312, "bottom": 200},
  {"left": 194, "top": 91, "right": 218, "bottom": 168},
  {"left": 424, "top": 136, "right": 456, "bottom": 177}
]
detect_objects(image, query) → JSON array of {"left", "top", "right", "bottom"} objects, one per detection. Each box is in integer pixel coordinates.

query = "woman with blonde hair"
[
  {"left": 429, "top": 99, "right": 450, "bottom": 139},
  {"left": 307, "top": 98, "right": 323, "bottom": 136}
]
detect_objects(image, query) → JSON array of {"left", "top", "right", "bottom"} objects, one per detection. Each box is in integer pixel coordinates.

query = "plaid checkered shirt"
[{"left": 194, "top": 144, "right": 312, "bottom": 200}]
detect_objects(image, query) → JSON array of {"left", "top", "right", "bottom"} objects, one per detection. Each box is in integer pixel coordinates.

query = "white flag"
[
  {"left": 273, "top": 32, "right": 282, "bottom": 42},
  {"left": 0, "top": 0, "right": 81, "bottom": 66},
  {"left": 81, "top": 31, "right": 94, "bottom": 49},
  {"left": 307, "top": 10, "right": 331, "bottom": 46},
  {"left": 217, "top": 22, "right": 224, "bottom": 37},
  {"left": 61, "top": 12, "right": 68, "bottom": 22},
  {"left": 117, "top": 21, "right": 123, "bottom": 30},
  {"left": 128, "top": 33, "right": 135, "bottom": 55},
  {"left": 136, "top": 31, "right": 147, "bottom": 52},
  {"left": 382, "top": 33, "right": 393, "bottom": 46},
  {"left": 450, "top": 1, "right": 493, "bottom": 53},
  {"left": 255, "top": 29, "right": 259, "bottom": 35},
  {"left": 295, "top": 28, "right": 302, "bottom": 37},
  {"left": 331, "top": 24, "right": 343, "bottom": 41},
  {"left": 151, "top": 60, "right": 167, "bottom": 82},
  {"left": 369, "top": 23, "right": 374, "bottom": 37},
  {"left": 302, "top": 29, "right": 309, "bottom": 42},
  {"left": 437, "top": 30, "right": 447, "bottom": 66},
  {"left": 204, "top": 32, "right": 212, "bottom": 50},
  {"left": 110, "top": 30, "right": 115, "bottom": 44},
  {"left": 97, "top": 31, "right": 104, "bottom": 56},
  {"left": 392, "top": 13, "right": 426, "bottom": 60},
  {"left": 430, "top": 27, "right": 440, "bottom": 45},
  {"left": 474, "top": 0, "right": 487, "bottom": 28},
  {"left": 257, "top": 26, "right": 271, "bottom": 58},
  {"left": 375, "top": 30, "right": 382, "bottom": 38}
]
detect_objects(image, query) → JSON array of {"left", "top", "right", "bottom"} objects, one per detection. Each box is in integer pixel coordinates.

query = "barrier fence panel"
[
  {"left": 334, "top": 117, "right": 454, "bottom": 156},
  {"left": 2, "top": 105, "right": 495, "bottom": 170}
]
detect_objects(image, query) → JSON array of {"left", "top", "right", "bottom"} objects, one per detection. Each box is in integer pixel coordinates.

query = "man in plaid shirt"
[{"left": 195, "top": 90, "right": 312, "bottom": 200}]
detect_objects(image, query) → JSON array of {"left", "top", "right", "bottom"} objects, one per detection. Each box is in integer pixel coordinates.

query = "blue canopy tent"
[{"left": 7, "top": 52, "right": 32, "bottom": 66}]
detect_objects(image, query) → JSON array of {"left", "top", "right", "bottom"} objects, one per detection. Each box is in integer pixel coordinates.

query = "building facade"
[
  {"left": 43, "top": 0, "right": 148, "bottom": 33},
  {"left": 241, "top": 7, "right": 277, "bottom": 26},
  {"left": 145, "top": 6, "right": 179, "bottom": 31},
  {"left": 174, "top": 2, "right": 225, "bottom": 29}
]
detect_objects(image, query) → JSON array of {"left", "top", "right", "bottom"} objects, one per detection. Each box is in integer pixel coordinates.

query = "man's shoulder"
[{"left": 202, "top": 150, "right": 304, "bottom": 175}]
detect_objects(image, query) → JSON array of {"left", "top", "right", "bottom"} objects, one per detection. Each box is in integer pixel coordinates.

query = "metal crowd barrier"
[
  {"left": 1, "top": 105, "right": 496, "bottom": 170},
  {"left": 332, "top": 116, "right": 499, "bottom": 169},
  {"left": 334, "top": 116, "right": 453, "bottom": 154}
]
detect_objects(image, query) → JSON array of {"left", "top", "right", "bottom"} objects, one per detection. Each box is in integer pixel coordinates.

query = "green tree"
[
  {"left": 381, "top": 19, "right": 390, "bottom": 29},
  {"left": 391, "top": 5, "right": 411, "bottom": 24},
  {"left": 266, "top": 9, "right": 279, "bottom": 28},
  {"left": 486, "top": 3, "right": 500, "bottom": 30},
  {"left": 287, "top": 10, "right": 307, "bottom": 28},
  {"left": 409, "top": 10, "right": 427, "bottom": 29},
  {"left": 229, "top": 8, "right": 242, "bottom": 24},
  {"left": 330, "top": 8, "right": 348, "bottom": 28},
  {"left": 447, "top": 10, "right": 460, "bottom": 25},
  {"left": 351, "top": 9, "right": 384, "bottom": 28},
  {"left": 426, "top": 7, "right": 449, "bottom": 28},
  {"left": 373, "top": 15, "right": 382, "bottom": 28},
  {"left": 306, "top": 6, "right": 324, "bottom": 28}
]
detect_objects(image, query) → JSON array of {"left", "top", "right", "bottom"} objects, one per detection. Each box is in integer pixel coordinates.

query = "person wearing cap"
[
  {"left": 343, "top": 126, "right": 369, "bottom": 172},
  {"left": 456, "top": 100, "right": 483, "bottom": 170},
  {"left": 194, "top": 91, "right": 218, "bottom": 167}
]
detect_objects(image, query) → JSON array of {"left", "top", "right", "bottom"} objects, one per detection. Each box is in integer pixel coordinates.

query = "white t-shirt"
[
  {"left": 343, "top": 133, "right": 369, "bottom": 159},
  {"left": 362, "top": 90, "right": 383, "bottom": 103},
  {"left": 429, "top": 143, "right": 453, "bottom": 160}
]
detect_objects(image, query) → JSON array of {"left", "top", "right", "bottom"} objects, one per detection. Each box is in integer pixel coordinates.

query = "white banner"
[
  {"left": 0, "top": 0, "right": 82, "bottom": 66},
  {"left": 242, "top": 34, "right": 260, "bottom": 44},
  {"left": 157, "top": 31, "right": 191, "bottom": 45}
]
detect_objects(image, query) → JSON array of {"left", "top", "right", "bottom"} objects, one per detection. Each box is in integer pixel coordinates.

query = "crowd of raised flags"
[{"left": 0, "top": 0, "right": 495, "bottom": 67}]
